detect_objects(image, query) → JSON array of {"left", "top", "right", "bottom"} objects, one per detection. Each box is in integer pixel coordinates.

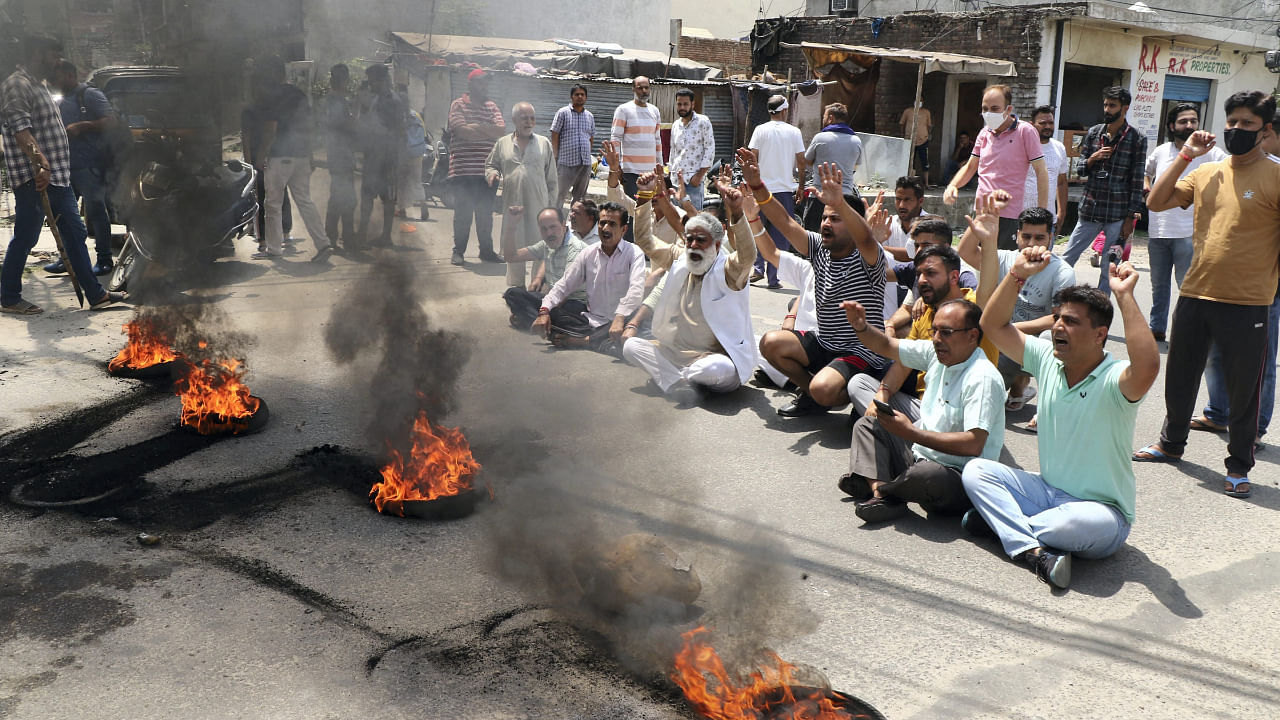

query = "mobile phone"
[{"left": 873, "top": 399, "right": 897, "bottom": 417}]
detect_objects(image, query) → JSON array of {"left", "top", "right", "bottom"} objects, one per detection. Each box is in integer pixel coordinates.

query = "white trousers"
[
  {"left": 623, "top": 337, "right": 740, "bottom": 393},
  {"left": 265, "top": 157, "right": 330, "bottom": 254}
]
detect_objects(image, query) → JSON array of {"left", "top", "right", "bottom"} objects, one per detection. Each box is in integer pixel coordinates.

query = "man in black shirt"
[
  {"left": 355, "top": 63, "right": 405, "bottom": 250},
  {"left": 253, "top": 56, "right": 331, "bottom": 259}
]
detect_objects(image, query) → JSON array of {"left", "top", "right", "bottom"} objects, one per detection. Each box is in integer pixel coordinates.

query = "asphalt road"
[{"left": 1, "top": 193, "right": 1279, "bottom": 719}]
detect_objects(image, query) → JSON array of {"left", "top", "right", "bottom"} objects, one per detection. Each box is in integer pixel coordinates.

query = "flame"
[
  {"left": 108, "top": 317, "right": 180, "bottom": 372},
  {"left": 173, "top": 349, "right": 261, "bottom": 435},
  {"left": 370, "top": 410, "right": 481, "bottom": 515},
  {"left": 671, "top": 627, "right": 860, "bottom": 720}
]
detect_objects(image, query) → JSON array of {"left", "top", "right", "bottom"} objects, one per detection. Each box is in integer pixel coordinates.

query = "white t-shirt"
[
  {"left": 776, "top": 252, "right": 817, "bottom": 331},
  {"left": 749, "top": 120, "right": 806, "bottom": 194},
  {"left": 1022, "top": 138, "right": 1067, "bottom": 220},
  {"left": 1144, "top": 142, "right": 1228, "bottom": 239}
]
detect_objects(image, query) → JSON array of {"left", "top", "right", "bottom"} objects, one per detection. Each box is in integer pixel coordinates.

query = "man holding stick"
[{"left": 1, "top": 34, "right": 124, "bottom": 314}]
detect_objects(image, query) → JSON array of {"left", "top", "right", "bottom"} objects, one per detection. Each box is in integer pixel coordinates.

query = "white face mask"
[{"left": 982, "top": 111, "right": 1006, "bottom": 131}]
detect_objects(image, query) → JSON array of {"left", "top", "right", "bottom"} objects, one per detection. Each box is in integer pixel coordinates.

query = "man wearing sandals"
[
  {"left": 1, "top": 34, "right": 124, "bottom": 314},
  {"left": 1133, "top": 91, "right": 1280, "bottom": 500},
  {"left": 962, "top": 257, "right": 1159, "bottom": 590},
  {"left": 533, "top": 200, "right": 646, "bottom": 356}
]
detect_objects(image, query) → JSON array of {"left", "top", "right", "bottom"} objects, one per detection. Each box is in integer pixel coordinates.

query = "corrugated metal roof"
[{"left": 788, "top": 41, "right": 1017, "bottom": 77}]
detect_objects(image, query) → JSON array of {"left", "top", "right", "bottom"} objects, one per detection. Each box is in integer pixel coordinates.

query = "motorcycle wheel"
[{"left": 108, "top": 237, "right": 150, "bottom": 293}]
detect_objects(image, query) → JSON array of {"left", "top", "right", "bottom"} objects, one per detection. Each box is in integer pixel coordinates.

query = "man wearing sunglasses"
[{"left": 837, "top": 284, "right": 1005, "bottom": 526}]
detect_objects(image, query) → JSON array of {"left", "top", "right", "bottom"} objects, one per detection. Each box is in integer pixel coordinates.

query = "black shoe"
[
  {"left": 753, "top": 367, "right": 779, "bottom": 388},
  {"left": 1151, "top": 331, "right": 1166, "bottom": 343},
  {"left": 960, "top": 509, "right": 994, "bottom": 538},
  {"left": 479, "top": 249, "right": 504, "bottom": 263},
  {"left": 44, "top": 259, "right": 67, "bottom": 274},
  {"left": 93, "top": 259, "right": 114, "bottom": 275},
  {"left": 777, "top": 393, "right": 827, "bottom": 417},
  {"left": 450, "top": 251, "right": 465, "bottom": 266},
  {"left": 854, "top": 495, "right": 908, "bottom": 524},
  {"left": 1027, "top": 548, "right": 1072, "bottom": 590},
  {"left": 370, "top": 235, "right": 392, "bottom": 248},
  {"left": 836, "top": 473, "right": 873, "bottom": 501}
]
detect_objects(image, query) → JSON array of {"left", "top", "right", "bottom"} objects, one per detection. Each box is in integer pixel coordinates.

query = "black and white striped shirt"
[{"left": 807, "top": 231, "right": 888, "bottom": 367}]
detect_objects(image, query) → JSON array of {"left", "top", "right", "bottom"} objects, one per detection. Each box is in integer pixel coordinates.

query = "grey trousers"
[
  {"left": 847, "top": 373, "right": 921, "bottom": 421},
  {"left": 848, "top": 415, "right": 972, "bottom": 515}
]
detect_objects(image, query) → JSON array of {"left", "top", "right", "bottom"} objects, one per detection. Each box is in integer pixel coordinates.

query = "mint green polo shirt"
[
  {"left": 1022, "top": 335, "right": 1143, "bottom": 522},
  {"left": 897, "top": 339, "right": 1006, "bottom": 470}
]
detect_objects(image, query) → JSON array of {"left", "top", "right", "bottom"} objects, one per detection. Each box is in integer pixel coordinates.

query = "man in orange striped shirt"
[{"left": 609, "top": 76, "right": 663, "bottom": 199}]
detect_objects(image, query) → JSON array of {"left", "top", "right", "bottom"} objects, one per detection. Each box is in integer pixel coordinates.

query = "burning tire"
[
  {"left": 377, "top": 488, "right": 481, "bottom": 521},
  {"left": 177, "top": 395, "right": 269, "bottom": 436},
  {"left": 105, "top": 359, "right": 177, "bottom": 380},
  {"left": 753, "top": 686, "right": 887, "bottom": 720}
]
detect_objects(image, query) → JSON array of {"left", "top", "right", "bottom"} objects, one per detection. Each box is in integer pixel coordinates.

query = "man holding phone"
[{"left": 837, "top": 297, "right": 1006, "bottom": 524}]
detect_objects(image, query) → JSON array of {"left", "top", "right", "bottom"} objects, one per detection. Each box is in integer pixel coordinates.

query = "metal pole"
[{"left": 906, "top": 61, "right": 924, "bottom": 177}]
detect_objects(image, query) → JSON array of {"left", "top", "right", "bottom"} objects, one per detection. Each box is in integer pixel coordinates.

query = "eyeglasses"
[{"left": 931, "top": 326, "right": 975, "bottom": 338}]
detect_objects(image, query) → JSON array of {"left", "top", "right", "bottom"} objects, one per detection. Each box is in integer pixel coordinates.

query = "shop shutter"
[{"left": 1162, "top": 76, "right": 1211, "bottom": 103}]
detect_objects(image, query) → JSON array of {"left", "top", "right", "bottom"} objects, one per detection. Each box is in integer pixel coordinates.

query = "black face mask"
[
  {"left": 1222, "top": 127, "right": 1260, "bottom": 156},
  {"left": 1102, "top": 111, "right": 1121, "bottom": 124}
]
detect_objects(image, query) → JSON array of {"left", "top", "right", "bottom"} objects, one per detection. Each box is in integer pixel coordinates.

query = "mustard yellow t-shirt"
[
  {"left": 1176, "top": 157, "right": 1280, "bottom": 306},
  {"left": 906, "top": 288, "right": 998, "bottom": 395}
]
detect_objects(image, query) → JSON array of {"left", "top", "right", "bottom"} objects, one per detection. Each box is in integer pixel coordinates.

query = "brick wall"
[
  {"left": 755, "top": 6, "right": 1086, "bottom": 133},
  {"left": 678, "top": 35, "right": 753, "bottom": 77}
]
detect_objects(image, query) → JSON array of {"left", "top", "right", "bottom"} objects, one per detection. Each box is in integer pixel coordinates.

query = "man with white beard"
[{"left": 622, "top": 171, "right": 758, "bottom": 404}]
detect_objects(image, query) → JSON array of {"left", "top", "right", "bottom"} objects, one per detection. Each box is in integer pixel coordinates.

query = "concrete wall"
[{"left": 671, "top": 0, "right": 759, "bottom": 40}]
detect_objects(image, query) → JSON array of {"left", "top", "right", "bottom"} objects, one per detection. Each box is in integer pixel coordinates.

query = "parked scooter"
[{"left": 108, "top": 151, "right": 257, "bottom": 295}]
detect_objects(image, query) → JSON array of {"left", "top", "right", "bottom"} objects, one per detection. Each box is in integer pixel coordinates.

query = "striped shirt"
[
  {"left": 609, "top": 100, "right": 662, "bottom": 174},
  {"left": 1, "top": 67, "right": 71, "bottom": 187},
  {"left": 447, "top": 93, "right": 504, "bottom": 178},
  {"left": 807, "top": 231, "right": 888, "bottom": 367},
  {"left": 549, "top": 105, "right": 595, "bottom": 167}
]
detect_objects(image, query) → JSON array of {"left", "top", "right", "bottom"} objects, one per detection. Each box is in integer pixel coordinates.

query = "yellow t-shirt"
[
  {"left": 1176, "top": 157, "right": 1280, "bottom": 306},
  {"left": 906, "top": 288, "right": 998, "bottom": 395}
]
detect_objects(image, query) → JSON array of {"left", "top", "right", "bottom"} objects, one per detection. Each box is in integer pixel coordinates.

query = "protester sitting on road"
[
  {"left": 533, "top": 201, "right": 646, "bottom": 355},
  {"left": 839, "top": 297, "right": 1005, "bottom": 524},
  {"left": 957, "top": 195, "right": 1076, "bottom": 414},
  {"left": 503, "top": 207, "right": 587, "bottom": 329},
  {"left": 883, "top": 216, "right": 978, "bottom": 338},
  {"left": 749, "top": 205, "right": 818, "bottom": 391},
  {"left": 962, "top": 256, "right": 1159, "bottom": 590},
  {"left": 621, "top": 171, "right": 757, "bottom": 404},
  {"left": 748, "top": 152, "right": 890, "bottom": 417},
  {"left": 846, "top": 244, "right": 996, "bottom": 420},
  {"left": 569, "top": 199, "right": 600, "bottom": 244}
]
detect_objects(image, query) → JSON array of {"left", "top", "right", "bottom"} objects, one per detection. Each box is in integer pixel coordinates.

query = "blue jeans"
[
  {"left": 70, "top": 167, "right": 112, "bottom": 261},
  {"left": 1061, "top": 218, "right": 1124, "bottom": 293},
  {"left": 753, "top": 190, "right": 795, "bottom": 286},
  {"left": 1146, "top": 236, "right": 1192, "bottom": 335},
  {"left": 961, "top": 459, "right": 1131, "bottom": 560},
  {"left": 1203, "top": 291, "right": 1280, "bottom": 436},
  {"left": 685, "top": 182, "right": 705, "bottom": 211},
  {"left": 2, "top": 181, "right": 107, "bottom": 306}
]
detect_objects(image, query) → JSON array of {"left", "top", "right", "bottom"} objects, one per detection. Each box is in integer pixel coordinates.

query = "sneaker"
[
  {"left": 960, "top": 509, "right": 994, "bottom": 538},
  {"left": 251, "top": 251, "right": 282, "bottom": 259},
  {"left": 1028, "top": 549, "right": 1072, "bottom": 590},
  {"left": 44, "top": 259, "right": 68, "bottom": 274},
  {"left": 450, "top": 251, "right": 464, "bottom": 266},
  {"left": 92, "top": 259, "right": 114, "bottom": 275},
  {"left": 777, "top": 393, "right": 827, "bottom": 417},
  {"left": 854, "top": 495, "right": 908, "bottom": 524}
]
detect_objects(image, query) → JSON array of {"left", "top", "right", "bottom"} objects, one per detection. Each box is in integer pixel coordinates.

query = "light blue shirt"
[
  {"left": 897, "top": 339, "right": 1006, "bottom": 469},
  {"left": 1022, "top": 335, "right": 1143, "bottom": 522}
]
